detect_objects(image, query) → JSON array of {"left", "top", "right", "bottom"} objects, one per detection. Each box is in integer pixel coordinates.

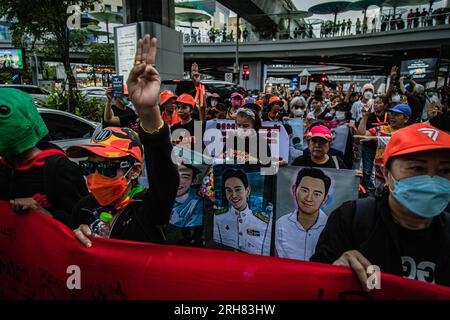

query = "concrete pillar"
[
  {"left": 239, "top": 61, "right": 263, "bottom": 91},
  {"left": 117, "top": 0, "right": 183, "bottom": 81},
  {"left": 124, "top": 0, "right": 175, "bottom": 28}
]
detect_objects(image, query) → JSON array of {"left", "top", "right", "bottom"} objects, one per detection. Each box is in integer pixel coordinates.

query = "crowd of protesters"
[{"left": 1, "top": 33, "right": 449, "bottom": 292}]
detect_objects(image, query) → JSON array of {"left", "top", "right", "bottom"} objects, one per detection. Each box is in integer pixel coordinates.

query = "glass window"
[
  {"left": 117, "top": 6, "right": 123, "bottom": 13},
  {"left": 8, "top": 86, "right": 49, "bottom": 94},
  {"left": 105, "top": 5, "right": 111, "bottom": 11},
  {"left": 40, "top": 113, "right": 95, "bottom": 140}
]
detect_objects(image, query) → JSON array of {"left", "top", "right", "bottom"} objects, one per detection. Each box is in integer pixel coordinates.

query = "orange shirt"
[{"left": 162, "top": 110, "right": 181, "bottom": 126}]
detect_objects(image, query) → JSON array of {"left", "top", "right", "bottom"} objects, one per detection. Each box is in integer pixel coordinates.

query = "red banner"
[{"left": 1, "top": 200, "right": 449, "bottom": 300}]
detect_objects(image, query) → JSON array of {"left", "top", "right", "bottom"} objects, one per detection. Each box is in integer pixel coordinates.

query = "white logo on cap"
[{"left": 418, "top": 128, "right": 439, "bottom": 142}]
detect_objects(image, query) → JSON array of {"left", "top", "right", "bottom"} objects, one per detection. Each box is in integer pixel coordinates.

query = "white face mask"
[
  {"left": 392, "top": 95, "right": 401, "bottom": 103},
  {"left": 211, "top": 99, "right": 218, "bottom": 107},
  {"left": 236, "top": 127, "right": 255, "bottom": 138},
  {"left": 336, "top": 111, "right": 346, "bottom": 120},
  {"left": 363, "top": 91, "right": 373, "bottom": 100},
  {"left": 293, "top": 108, "right": 305, "bottom": 117}
]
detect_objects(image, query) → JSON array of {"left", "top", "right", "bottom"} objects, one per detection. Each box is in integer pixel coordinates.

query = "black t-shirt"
[
  {"left": 291, "top": 154, "right": 347, "bottom": 169},
  {"left": 395, "top": 222, "right": 440, "bottom": 284},
  {"left": 262, "top": 111, "right": 285, "bottom": 122},
  {"left": 171, "top": 120, "right": 206, "bottom": 160},
  {"left": 364, "top": 112, "right": 388, "bottom": 149},
  {"left": 405, "top": 92, "right": 426, "bottom": 123},
  {"left": 103, "top": 105, "right": 139, "bottom": 130},
  {"left": 0, "top": 141, "right": 88, "bottom": 226},
  {"left": 222, "top": 134, "right": 272, "bottom": 164}
]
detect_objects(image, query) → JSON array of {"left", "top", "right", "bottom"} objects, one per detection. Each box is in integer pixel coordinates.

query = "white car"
[
  {"left": 79, "top": 86, "right": 108, "bottom": 101},
  {"left": 0, "top": 84, "right": 50, "bottom": 105},
  {"left": 37, "top": 108, "right": 102, "bottom": 152}
]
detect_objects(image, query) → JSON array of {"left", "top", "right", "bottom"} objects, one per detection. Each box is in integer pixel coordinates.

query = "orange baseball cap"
[
  {"left": 176, "top": 93, "right": 196, "bottom": 108},
  {"left": 383, "top": 123, "right": 450, "bottom": 166},
  {"left": 159, "top": 90, "right": 177, "bottom": 106},
  {"left": 67, "top": 127, "right": 143, "bottom": 162},
  {"left": 268, "top": 96, "right": 282, "bottom": 106}
]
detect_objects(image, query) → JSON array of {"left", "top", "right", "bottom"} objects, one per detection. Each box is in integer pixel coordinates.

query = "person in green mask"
[{"left": 0, "top": 88, "right": 88, "bottom": 226}]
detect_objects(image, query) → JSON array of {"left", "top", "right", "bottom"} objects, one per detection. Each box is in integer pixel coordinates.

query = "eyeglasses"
[{"left": 79, "top": 159, "right": 134, "bottom": 178}]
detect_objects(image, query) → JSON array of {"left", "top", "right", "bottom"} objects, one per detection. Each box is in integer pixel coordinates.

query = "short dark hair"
[
  {"left": 221, "top": 168, "right": 250, "bottom": 207},
  {"left": 180, "top": 164, "right": 201, "bottom": 181},
  {"left": 222, "top": 168, "right": 249, "bottom": 189},
  {"left": 375, "top": 94, "right": 389, "bottom": 106},
  {"left": 294, "top": 167, "right": 331, "bottom": 195}
]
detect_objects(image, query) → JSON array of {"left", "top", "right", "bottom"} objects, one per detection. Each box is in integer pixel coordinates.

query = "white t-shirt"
[{"left": 275, "top": 209, "right": 328, "bottom": 261}]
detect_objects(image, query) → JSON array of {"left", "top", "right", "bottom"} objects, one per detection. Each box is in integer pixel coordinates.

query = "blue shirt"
[{"left": 170, "top": 189, "right": 203, "bottom": 227}]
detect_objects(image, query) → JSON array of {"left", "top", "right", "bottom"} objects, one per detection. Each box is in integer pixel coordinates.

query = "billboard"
[
  {"left": 0, "top": 48, "right": 24, "bottom": 71},
  {"left": 400, "top": 58, "right": 438, "bottom": 81}
]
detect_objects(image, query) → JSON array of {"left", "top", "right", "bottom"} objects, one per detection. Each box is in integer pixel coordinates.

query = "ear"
[
  {"left": 129, "top": 162, "right": 142, "bottom": 181},
  {"left": 246, "top": 186, "right": 251, "bottom": 198},
  {"left": 322, "top": 194, "right": 330, "bottom": 206}
]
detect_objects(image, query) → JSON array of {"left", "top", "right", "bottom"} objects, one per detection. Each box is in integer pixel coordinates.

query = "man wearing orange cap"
[
  {"left": 70, "top": 35, "right": 179, "bottom": 247},
  {"left": 311, "top": 123, "right": 450, "bottom": 289},
  {"left": 262, "top": 96, "right": 284, "bottom": 121},
  {"left": 160, "top": 90, "right": 181, "bottom": 126}
]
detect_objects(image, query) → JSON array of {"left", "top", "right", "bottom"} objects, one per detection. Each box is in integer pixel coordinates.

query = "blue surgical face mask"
[{"left": 389, "top": 174, "right": 450, "bottom": 218}]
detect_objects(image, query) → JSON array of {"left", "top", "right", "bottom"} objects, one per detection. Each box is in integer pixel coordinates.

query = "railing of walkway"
[{"left": 181, "top": 12, "right": 450, "bottom": 44}]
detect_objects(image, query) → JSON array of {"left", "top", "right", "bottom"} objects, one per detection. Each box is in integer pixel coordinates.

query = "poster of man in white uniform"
[{"left": 213, "top": 165, "right": 275, "bottom": 256}]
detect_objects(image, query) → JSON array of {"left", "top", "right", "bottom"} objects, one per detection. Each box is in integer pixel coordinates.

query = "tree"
[
  {"left": 86, "top": 42, "right": 114, "bottom": 86},
  {"left": 0, "top": 0, "right": 97, "bottom": 112}
]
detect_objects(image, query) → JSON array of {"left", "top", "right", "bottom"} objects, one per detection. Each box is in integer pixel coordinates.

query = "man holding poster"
[{"left": 275, "top": 168, "right": 330, "bottom": 261}]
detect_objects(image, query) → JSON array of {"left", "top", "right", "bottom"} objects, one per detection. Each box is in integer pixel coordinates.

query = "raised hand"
[
  {"left": 191, "top": 62, "right": 201, "bottom": 87},
  {"left": 127, "top": 35, "right": 161, "bottom": 114},
  {"left": 390, "top": 66, "right": 398, "bottom": 80},
  {"left": 106, "top": 87, "right": 113, "bottom": 102}
]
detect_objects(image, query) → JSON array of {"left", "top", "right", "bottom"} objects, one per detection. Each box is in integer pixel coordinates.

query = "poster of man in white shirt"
[
  {"left": 213, "top": 166, "right": 274, "bottom": 256},
  {"left": 275, "top": 168, "right": 331, "bottom": 261},
  {"left": 275, "top": 166, "right": 359, "bottom": 261}
]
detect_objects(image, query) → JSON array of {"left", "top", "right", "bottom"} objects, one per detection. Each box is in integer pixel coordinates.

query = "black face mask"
[{"left": 314, "top": 90, "right": 323, "bottom": 97}]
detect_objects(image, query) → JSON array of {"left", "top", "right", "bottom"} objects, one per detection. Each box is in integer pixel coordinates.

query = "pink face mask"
[{"left": 231, "top": 99, "right": 241, "bottom": 108}]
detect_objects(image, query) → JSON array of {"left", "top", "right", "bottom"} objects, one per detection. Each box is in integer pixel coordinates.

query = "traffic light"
[{"left": 242, "top": 65, "right": 250, "bottom": 80}]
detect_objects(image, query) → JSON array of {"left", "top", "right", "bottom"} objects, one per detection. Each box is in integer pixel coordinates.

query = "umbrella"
[
  {"left": 84, "top": 25, "right": 113, "bottom": 41},
  {"left": 80, "top": 13, "right": 99, "bottom": 28},
  {"left": 304, "top": 18, "right": 325, "bottom": 25},
  {"left": 277, "top": 10, "right": 313, "bottom": 31},
  {"left": 308, "top": 1, "right": 353, "bottom": 26},
  {"left": 347, "top": 0, "right": 385, "bottom": 20},
  {"left": 176, "top": 11, "right": 211, "bottom": 36},
  {"left": 382, "top": 0, "right": 432, "bottom": 16},
  {"left": 89, "top": 11, "right": 123, "bottom": 43},
  {"left": 381, "top": 7, "right": 407, "bottom": 17}
]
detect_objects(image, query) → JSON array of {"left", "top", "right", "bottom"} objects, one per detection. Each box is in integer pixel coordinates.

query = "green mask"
[{"left": 0, "top": 88, "right": 49, "bottom": 158}]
